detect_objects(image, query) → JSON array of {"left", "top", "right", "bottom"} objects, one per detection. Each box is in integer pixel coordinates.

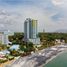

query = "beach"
[
  {"left": 44, "top": 50, "right": 67, "bottom": 67},
  {"left": 5, "top": 44, "right": 67, "bottom": 67},
  {"left": 0, "top": 59, "right": 15, "bottom": 67},
  {"left": 40, "top": 50, "right": 66, "bottom": 67}
]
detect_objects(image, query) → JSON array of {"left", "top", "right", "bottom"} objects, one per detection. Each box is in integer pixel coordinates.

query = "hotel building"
[
  {"left": 0, "top": 30, "right": 9, "bottom": 44},
  {"left": 24, "top": 18, "right": 40, "bottom": 44}
]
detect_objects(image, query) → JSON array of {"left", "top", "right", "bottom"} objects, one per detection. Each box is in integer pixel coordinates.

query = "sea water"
[{"left": 44, "top": 51, "right": 67, "bottom": 67}]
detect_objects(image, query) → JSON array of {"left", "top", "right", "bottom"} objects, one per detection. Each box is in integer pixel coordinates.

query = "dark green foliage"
[
  {"left": 0, "top": 44, "right": 8, "bottom": 51},
  {"left": 8, "top": 32, "right": 67, "bottom": 52},
  {"left": 9, "top": 49, "right": 20, "bottom": 56},
  {"left": 38, "top": 32, "right": 67, "bottom": 42},
  {"left": 38, "top": 32, "right": 67, "bottom": 49},
  {"left": 0, "top": 59, "right": 8, "bottom": 63},
  {"left": 8, "top": 32, "right": 24, "bottom": 45},
  {"left": 20, "top": 42, "right": 35, "bottom": 52}
]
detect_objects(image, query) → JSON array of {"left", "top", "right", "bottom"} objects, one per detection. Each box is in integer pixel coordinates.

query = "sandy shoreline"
[
  {"left": 0, "top": 59, "right": 15, "bottom": 67},
  {"left": 4, "top": 44, "right": 67, "bottom": 67},
  {"left": 39, "top": 48, "right": 67, "bottom": 67}
]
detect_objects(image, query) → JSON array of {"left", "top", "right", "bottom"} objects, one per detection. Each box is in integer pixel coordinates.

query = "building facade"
[
  {"left": 0, "top": 31, "right": 9, "bottom": 44},
  {"left": 0, "top": 32, "right": 4, "bottom": 44},
  {"left": 24, "top": 18, "right": 40, "bottom": 44}
]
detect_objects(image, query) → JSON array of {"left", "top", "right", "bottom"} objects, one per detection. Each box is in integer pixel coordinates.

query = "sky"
[{"left": 0, "top": 0, "right": 67, "bottom": 32}]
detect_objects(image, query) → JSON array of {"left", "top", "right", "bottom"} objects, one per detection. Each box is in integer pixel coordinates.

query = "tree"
[
  {"left": 20, "top": 42, "right": 35, "bottom": 53},
  {"left": 0, "top": 44, "right": 7, "bottom": 51},
  {"left": 8, "top": 32, "right": 24, "bottom": 45}
]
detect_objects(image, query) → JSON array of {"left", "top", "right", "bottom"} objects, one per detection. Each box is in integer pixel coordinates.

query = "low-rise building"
[{"left": 55, "top": 39, "right": 65, "bottom": 45}]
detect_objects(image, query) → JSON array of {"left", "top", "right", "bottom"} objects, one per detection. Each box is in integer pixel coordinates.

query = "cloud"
[
  {"left": 0, "top": 9, "right": 22, "bottom": 32},
  {"left": 0, "top": 0, "right": 66, "bottom": 32},
  {"left": 52, "top": 0, "right": 64, "bottom": 6},
  {"left": 0, "top": 6, "right": 52, "bottom": 32}
]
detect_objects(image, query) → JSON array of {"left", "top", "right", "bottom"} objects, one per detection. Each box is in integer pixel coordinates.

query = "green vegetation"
[
  {"left": 38, "top": 32, "right": 67, "bottom": 42},
  {"left": 8, "top": 32, "right": 35, "bottom": 56},
  {"left": 38, "top": 32, "right": 67, "bottom": 49},
  {"left": 9, "top": 49, "right": 21, "bottom": 56},
  {"left": 0, "top": 58, "right": 8, "bottom": 63},
  {"left": 0, "top": 44, "right": 8, "bottom": 51},
  {"left": 0, "top": 55, "right": 14, "bottom": 63},
  {"left": 0, "top": 32, "right": 67, "bottom": 63},
  {"left": 20, "top": 42, "right": 35, "bottom": 52},
  {"left": 8, "top": 32, "right": 67, "bottom": 55},
  {"left": 6, "top": 55, "right": 14, "bottom": 60},
  {"left": 8, "top": 32, "right": 24, "bottom": 45}
]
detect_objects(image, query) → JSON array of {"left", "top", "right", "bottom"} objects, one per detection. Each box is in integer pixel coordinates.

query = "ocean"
[{"left": 44, "top": 51, "right": 67, "bottom": 67}]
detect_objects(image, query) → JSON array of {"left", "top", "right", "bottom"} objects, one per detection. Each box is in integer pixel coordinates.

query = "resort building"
[
  {"left": 0, "top": 30, "right": 9, "bottom": 44},
  {"left": 0, "top": 32, "right": 4, "bottom": 44},
  {"left": 55, "top": 39, "right": 65, "bottom": 45},
  {"left": 24, "top": 18, "right": 40, "bottom": 44}
]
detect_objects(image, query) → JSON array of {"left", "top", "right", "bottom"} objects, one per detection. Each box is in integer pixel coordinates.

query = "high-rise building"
[
  {"left": 0, "top": 32, "right": 8, "bottom": 44},
  {"left": 0, "top": 30, "right": 10, "bottom": 45},
  {"left": 3, "top": 31, "right": 9, "bottom": 45},
  {"left": 24, "top": 18, "right": 40, "bottom": 44},
  {"left": 0, "top": 32, "right": 4, "bottom": 44}
]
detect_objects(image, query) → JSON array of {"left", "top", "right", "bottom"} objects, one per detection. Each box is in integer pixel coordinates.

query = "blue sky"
[{"left": 0, "top": 0, "right": 67, "bottom": 32}]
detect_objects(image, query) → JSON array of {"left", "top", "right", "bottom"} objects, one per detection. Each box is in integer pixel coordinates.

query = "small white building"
[{"left": 55, "top": 39, "right": 65, "bottom": 45}]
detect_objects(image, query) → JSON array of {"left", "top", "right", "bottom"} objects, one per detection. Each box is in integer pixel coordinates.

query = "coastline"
[
  {"left": 5, "top": 45, "right": 67, "bottom": 67},
  {"left": 39, "top": 48, "right": 67, "bottom": 67}
]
